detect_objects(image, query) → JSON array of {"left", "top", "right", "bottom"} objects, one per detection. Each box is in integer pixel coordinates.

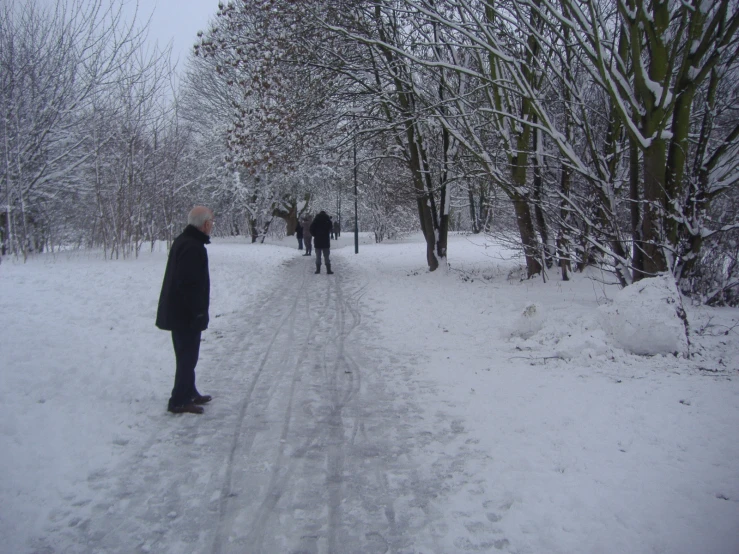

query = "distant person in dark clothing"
[
  {"left": 302, "top": 215, "right": 313, "bottom": 256},
  {"left": 295, "top": 219, "right": 304, "bottom": 250},
  {"left": 328, "top": 215, "right": 334, "bottom": 239},
  {"left": 156, "top": 206, "right": 214, "bottom": 415},
  {"left": 333, "top": 219, "right": 340, "bottom": 239},
  {"left": 310, "top": 210, "right": 333, "bottom": 274}
]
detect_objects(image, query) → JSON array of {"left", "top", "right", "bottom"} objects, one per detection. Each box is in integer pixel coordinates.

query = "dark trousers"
[
  {"left": 169, "top": 328, "right": 202, "bottom": 409},
  {"left": 316, "top": 248, "right": 331, "bottom": 268},
  {"left": 297, "top": 237, "right": 304, "bottom": 250}
]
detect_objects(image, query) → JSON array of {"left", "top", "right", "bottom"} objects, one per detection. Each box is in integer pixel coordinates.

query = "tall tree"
[{"left": 0, "top": 0, "right": 149, "bottom": 258}]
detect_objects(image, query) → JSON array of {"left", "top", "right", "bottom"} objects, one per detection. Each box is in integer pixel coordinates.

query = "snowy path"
[{"left": 33, "top": 252, "right": 478, "bottom": 554}]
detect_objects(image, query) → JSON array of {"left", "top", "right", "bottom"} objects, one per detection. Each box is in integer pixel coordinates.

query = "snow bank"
[
  {"left": 509, "top": 302, "right": 545, "bottom": 339},
  {"left": 598, "top": 274, "right": 689, "bottom": 356}
]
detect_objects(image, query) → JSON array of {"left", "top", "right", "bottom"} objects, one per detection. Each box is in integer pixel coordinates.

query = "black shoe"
[
  {"left": 327, "top": 269, "right": 334, "bottom": 274},
  {"left": 193, "top": 394, "right": 212, "bottom": 405},
  {"left": 315, "top": 268, "right": 321, "bottom": 274},
  {"left": 168, "top": 403, "right": 204, "bottom": 414}
]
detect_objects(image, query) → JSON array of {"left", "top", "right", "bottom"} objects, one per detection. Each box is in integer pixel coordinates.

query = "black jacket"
[
  {"left": 156, "top": 225, "right": 211, "bottom": 331},
  {"left": 310, "top": 211, "right": 332, "bottom": 249},
  {"left": 295, "top": 221, "right": 304, "bottom": 239}
]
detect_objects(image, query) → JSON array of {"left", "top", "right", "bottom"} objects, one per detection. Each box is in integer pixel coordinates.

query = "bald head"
[{"left": 188, "top": 206, "right": 214, "bottom": 235}]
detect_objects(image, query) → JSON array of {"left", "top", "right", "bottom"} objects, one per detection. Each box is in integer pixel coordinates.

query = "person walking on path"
[
  {"left": 156, "top": 206, "right": 214, "bottom": 415},
  {"left": 295, "top": 218, "right": 304, "bottom": 251},
  {"left": 302, "top": 215, "right": 313, "bottom": 256},
  {"left": 310, "top": 210, "right": 333, "bottom": 274},
  {"left": 333, "top": 218, "right": 340, "bottom": 239}
]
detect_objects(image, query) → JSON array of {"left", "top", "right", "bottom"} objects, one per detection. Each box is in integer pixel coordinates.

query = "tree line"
[
  {"left": 3, "top": 0, "right": 738, "bottom": 306},
  {"left": 0, "top": 0, "right": 222, "bottom": 260},
  {"left": 196, "top": 0, "right": 739, "bottom": 304}
]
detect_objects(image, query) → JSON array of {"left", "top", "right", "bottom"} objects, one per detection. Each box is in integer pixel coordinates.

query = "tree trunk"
[
  {"left": 249, "top": 216, "right": 259, "bottom": 243},
  {"left": 407, "top": 124, "right": 439, "bottom": 271},
  {"left": 532, "top": 127, "right": 551, "bottom": 268},
  {"left": 273, "top": 199, "right": 299, "bottom": 235},
  {"left": 629, "top": 138, "right": 644, "bottom": 280},
  {"left": 641, "top": 140, "right": 668, "bottom": 275},
  {"left": 468, "top": 188, "right": 480, "bottom": 233},
  {"left": 512, "top": 192, "right": 542, "bottom": 277},
  {"left": 558, "top": 161, "right": 571, "bottom": 281}
]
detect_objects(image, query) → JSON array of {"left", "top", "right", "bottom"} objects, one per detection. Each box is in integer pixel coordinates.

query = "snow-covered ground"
[{"left": 1, "top": 232, "right": 737, "bottom": 554}]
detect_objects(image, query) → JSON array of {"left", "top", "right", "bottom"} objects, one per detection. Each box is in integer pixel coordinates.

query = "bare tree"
[{"left": 0, "top": 0, "right": 150, "bottom": 258}]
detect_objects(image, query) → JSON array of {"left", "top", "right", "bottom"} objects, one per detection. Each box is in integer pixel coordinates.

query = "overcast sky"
[
  {"left": 135, "top": 0, "right": 220, "bottom": 66},
  {"left": 35, "top": 0, "right": 220, "bottom": 67}
]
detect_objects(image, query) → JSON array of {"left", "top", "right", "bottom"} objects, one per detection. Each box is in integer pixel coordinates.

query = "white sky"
[
  {"left": 132, "top": 0, "right": 220, "bottom": 65},
  {"left": 35, "top": 0, "right": 220, "bottom": 67}
]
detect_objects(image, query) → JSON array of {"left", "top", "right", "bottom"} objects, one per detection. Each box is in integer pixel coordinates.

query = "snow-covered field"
[{"left": 1, "top": 232, "right": 737, "bottom": 553}]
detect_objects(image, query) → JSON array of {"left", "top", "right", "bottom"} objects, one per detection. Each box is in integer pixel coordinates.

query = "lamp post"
[
  {"left": 353, "top": 112, "right": 359, "bottom": 254},
  {"left": 336, "top": 181, "right": 341, "bottom": 232}
]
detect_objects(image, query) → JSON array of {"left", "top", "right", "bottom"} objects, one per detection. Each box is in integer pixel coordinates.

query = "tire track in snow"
[
  {"left": 214, "top": 257, "right": 369, "bottom": 553},
  {"left": 211, "top": 257, "right": 313, "bottom": 553}
]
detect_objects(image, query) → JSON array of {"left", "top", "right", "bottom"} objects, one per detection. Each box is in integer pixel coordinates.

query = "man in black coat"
[
  {"left": 295, "top": 218, "right": 304, "bottom": 250},
  {"left": 156, "top": 206, "right": 214, "bottom": 414},
  {"left": 310, "top": 210, "right": 333, "bottom": 274}
]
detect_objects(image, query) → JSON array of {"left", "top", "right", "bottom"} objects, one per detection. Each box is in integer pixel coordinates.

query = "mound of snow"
[
  {"left": 598, "top": 274, "right": 689, "bottom": 356},
  {"left": 509, "top": 302, "right": 545, "bottom": 339},
  {"left": 551, "top": 327, "right": 612, "bottom": 360}
]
